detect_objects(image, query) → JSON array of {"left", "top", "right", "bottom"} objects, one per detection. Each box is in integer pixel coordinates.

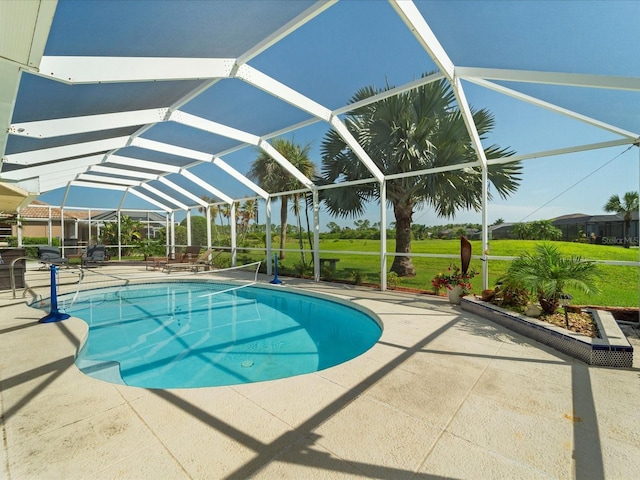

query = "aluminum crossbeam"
[
  {"left": 2, "top": 136, "right": 129, "bottom": 166},
  {"left": 9, "top": 109, "right": 169, "bottom": 138},
  {"left": 211, "top": 158, "right": 269, "bottom": 199},
  {"left": 139, "top": 183, "right": 189, "bottom": 210},
  {"left": 180, "top": 170, "right": 234, "bottom": 204},
  {"left": 38, "top": 56, "right": 236, "bottom": 84},
  {"left": 127, "top": 188, "right": 172, "bottom": 212}
]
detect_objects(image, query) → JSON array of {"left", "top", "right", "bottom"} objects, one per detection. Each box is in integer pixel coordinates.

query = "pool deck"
[{"left": 1, "top": 264, "right": 639, "bottom": 479}]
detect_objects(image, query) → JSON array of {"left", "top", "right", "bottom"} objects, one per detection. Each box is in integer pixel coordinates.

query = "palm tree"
[
  {"left": 248, "top": 138, "right": 316, "bottom": 260},
  {"left": 319, "top": 73, "right": 522, "bottom": 276},
  {"left": 238, "top": 199, "right": 258, "bottom": 244},
  {"left": 604, "top": 191, "right": 639, "bottom": 248},
  {"left": 499, "top": 243, "right": 600, "bottom": 314}
]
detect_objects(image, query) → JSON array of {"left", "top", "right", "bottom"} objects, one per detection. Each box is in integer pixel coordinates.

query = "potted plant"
[
  {"left": 432, "top": 264, "right": 477, "bottom": 304},
  {"left": 431, "top": 236, "right": 476, "bottom": 305}
]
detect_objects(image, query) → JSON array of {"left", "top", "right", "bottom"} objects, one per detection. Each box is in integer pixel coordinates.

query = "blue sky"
[{"left": 37, "top": 0, "right": 640, "bottom": 229}]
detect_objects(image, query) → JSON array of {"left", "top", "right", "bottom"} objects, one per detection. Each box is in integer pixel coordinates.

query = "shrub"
[{"left": 498, "top": 243, "right": 601, "bottom": 314}]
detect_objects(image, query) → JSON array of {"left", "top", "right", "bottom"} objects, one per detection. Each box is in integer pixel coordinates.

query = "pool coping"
[{"left": 461, "top": 296, "right": 634, "bottom": 368}]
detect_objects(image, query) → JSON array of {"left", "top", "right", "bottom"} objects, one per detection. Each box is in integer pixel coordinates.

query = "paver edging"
[{"left": 461, "top": 296, "right": 633, "bottom": 368}]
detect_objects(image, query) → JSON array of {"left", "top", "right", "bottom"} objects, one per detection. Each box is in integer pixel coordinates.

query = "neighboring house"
[
  {"left": 91, "top": 210, "right": 167, "bottom": 239},
  {"left": 488, "top": 222, "right": 516, "bottom": 240},
  {"left": 488, "top": 213, "right": 639, "bottom": 245},
  {"left": 0, "top": 200, "right": 87, "bottom": 249},
  {"left": 0, "top": 202, "right": 170, "bottom": 250},
  {"left": 553, "top": 212, "right": 638, "bottom": 245}
]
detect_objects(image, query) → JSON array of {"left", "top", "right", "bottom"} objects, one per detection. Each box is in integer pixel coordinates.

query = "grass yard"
[{"left": 233, "top": 238, "right": 638, "bottom": 308}]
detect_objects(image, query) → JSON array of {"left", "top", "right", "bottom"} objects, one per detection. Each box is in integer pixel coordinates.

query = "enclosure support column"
[
  {"left": 165, "top": 214, "right": 170, "bottom": 258},
  {"left": 206, "top": 205, "right": 212, "bottom": 249},
  {"left": 380, "top": 180, "right": 387, "bottom": 291},
  {"left": 60, "top": 208, "right": 65, "bottom": 255},
  {"left": 170, "top": 211, "right": 175, "bottom": 260},
  {"left": 88, "top": 209, "right": 92, "bottom": 246},
  {"left": 266, "top": 197, "right": 272, "bottom": 275},
  {"left": 117, "top": 210, "right": 122, "bottom": 260},
  {"left": 313, "top": 188, "right": 320, "bottom": 282},
  {"left": 186, "top": 209, "right": 192, "bottom": 246},
  {"left": 230, "top": 202, "right": 237, "bottom": 267},
  {"left": 482, "top": 168, "right": 489, "bottom": 289}
]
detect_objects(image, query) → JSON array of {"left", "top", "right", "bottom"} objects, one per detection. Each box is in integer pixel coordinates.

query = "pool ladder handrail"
[{"left": 9, "top": 256, "right": 42, "bottom": 303}]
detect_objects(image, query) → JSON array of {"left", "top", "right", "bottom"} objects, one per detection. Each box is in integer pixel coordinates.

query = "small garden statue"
[{"left": 431, "top": 236, "right": 476, "bottom": 304}]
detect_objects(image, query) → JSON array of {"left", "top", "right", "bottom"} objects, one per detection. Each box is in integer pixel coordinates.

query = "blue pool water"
[{"left": 53, "top": 282, "right": 381, "bottom": 388}]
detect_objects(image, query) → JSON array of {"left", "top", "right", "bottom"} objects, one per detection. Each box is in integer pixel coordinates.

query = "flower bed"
[{"left": 461, "top": 296, "right": 633, "bottom": 368}]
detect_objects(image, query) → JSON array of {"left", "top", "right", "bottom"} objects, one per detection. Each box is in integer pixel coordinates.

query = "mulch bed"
[{"left": 538, "top": 311, "right": 599, "bottom": 338}]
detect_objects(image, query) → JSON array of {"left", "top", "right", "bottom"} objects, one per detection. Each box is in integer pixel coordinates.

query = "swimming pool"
[{"left": 52, "top": 281, "right": 382, "bottom": 388}]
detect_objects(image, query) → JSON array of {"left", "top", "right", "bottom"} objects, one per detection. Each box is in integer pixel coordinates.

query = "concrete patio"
[{"left": 1, "top": 264, "right": 639, "bottom": 479}]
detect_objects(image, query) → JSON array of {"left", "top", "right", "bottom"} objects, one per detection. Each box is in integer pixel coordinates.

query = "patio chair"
[
  {"left": 163, "top": 248, "right": 222, "bottom": 273},
  {"left": 82, "top": 244, "right": 107, "bottom": 268},
  {"left": 37, "top": 246, "right": 69, "bottom": 268}
]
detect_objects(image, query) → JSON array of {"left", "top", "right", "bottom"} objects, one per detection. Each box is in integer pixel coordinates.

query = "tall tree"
[
  {"left": 604, "top": 191, "right": 639, "bottom": 248},
  {"left": 248, "top": 138, "right": 316, "bottom": 260},
  {"left": 319, "top": 73, "right": 522, "bottom": 276}
]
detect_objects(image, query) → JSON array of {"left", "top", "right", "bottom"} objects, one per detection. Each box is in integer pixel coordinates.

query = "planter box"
[{"left": 461, "top": 297, "right": 633, "bottom": 368}]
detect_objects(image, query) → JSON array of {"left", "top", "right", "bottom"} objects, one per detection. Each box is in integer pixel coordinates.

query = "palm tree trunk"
[
  {"left": 280, "top": 196, "right": 288, "bottom": 260},
  {"left": 624, "top": 218, "right": 631, "bottom": 248},
  {"left": 391, "top": 202, "right": 416, "bottom": 277}
]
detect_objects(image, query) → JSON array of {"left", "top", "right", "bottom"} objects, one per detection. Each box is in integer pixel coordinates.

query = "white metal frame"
[{"left": 0, "top": 0, "right": 638, "bottom": 289}]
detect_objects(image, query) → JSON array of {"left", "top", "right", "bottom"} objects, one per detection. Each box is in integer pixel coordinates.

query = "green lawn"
[{"left": 234, "top": 239, "right": 639, "bottom": 308}]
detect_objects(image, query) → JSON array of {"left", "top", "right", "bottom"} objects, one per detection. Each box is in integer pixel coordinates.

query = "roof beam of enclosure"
[
  {"left": 170, "top": 110, "right": 260, "bottom": 145},
  {"left": 37, "top": 57, "right": 235, "bottom": 84},
  {"left": 0, "top": 0, "right": 56, "bottom": 157},
  {"left": 391, "top": 0, "right": 488, "bottom": 169},
  {"left": 107, "top": 155, "right": 181, "bottom": 173},
  {"left": 179, "top": 169, "right": 234, "bottom": 204},
  {"left": 327, "top": 117, "right": 385, "bottom": 182},
  {"left": 131, "top": 137, "right": 211, "bottom": 162},
  {"left": 463, "top": 77, "right": 639, "bottom": 139},
  {"left": 456, "top": 67, "right": 640, "bottom": 92},
  {"left": 88, "top": 164, "right": 160, "bottom": 180},
  {"left": 1, "top": 136, "right": 129, "bottom": 166},
  {"left": 236, "top": 64, "right": 331, "bottom": 121},
  {"left": 70, "top": 180, "right": 128, "bottom": 192},
  {"left": 333, "top": 71, "right": 446, "bottom": 115},
  {"left": 77, "top": 173, "right": 140, "bottom": 186},
  {"left": 489, "top": 138, "right": 638, "bottom": 165},
  {"left": 127, "top": 188, "right": 172, "bottom": 212},
  {"left": 0, "top": 154, "right": 106, "bottom": 181},
  {"left": 235, "top": 64, "right": 384, "bottom": 183},
  {"left": 131, "top": 136, "right": 272, "bottom": 199},
  {"left": 9, "top": 109, "right": 169, "bottom": 138},
  {"left": 139, "top": 183, "right": 189, "bottom": 210},
  {"left": 211, "top": 158, "right": 269, "bottom": 199},
  {"left": 158, "top": 177, "right": 208, "bottom": 207},
  {"left": 258, "top": 140, "right": 315, "bottom": 188},
  {"left": 236, "top": 1, "right": 336, "bottom": 65}
]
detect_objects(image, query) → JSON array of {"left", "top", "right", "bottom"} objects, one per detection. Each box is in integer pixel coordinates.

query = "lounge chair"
[
  {"left": 163, "top": 247, "right": 221, "bottom": 273},
  {"left": 82, "top": 244, "right": 107, "bottom": 268},
  {"left": 37, "top": 246, "right": 69, "bottom": 268}
]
